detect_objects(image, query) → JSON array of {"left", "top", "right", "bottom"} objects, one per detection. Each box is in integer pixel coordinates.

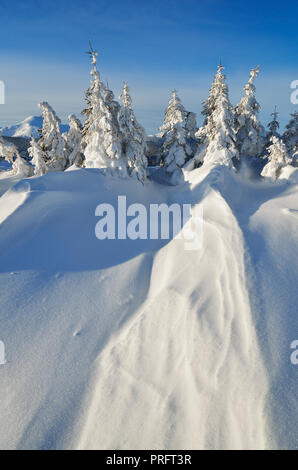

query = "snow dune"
[{"left": 0, "top": 165, "right": 297, "bottom": 449}]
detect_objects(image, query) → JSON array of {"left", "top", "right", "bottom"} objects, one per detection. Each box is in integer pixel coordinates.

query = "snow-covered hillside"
[
  {"left": 0, "top": 116, "right": 69, "bottom": 139},
  {"left": 0, "top": 164, "right": 297, "bottom": 450}
]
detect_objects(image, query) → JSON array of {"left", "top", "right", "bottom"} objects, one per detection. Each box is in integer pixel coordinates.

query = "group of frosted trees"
[
  {"left": 0, "top": 104, "right": 84, "bottom": 179},
  {"left": 2, "top": 45, "right": 148, "bottom": 183},
  {"left": 28, "top": 103, "right": 84, "bottom": 176},
  {"left": 26, "top": 46, "right": 148, "bottom": 183},
  {"left": 1, "top": 47, "right": 298, "bottom": 184},
  {"left": 161, "top": 64, "right": 298, "bottom": 182}
]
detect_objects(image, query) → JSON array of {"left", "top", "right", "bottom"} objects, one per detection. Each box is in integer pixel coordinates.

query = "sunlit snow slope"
[{"left": 0, "top": 165, "right": 297, "bottom": 450}]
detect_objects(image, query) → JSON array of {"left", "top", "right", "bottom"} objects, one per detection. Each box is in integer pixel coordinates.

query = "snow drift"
[{"left": 0, "top": 164, "right": 297, "bottom": 450}]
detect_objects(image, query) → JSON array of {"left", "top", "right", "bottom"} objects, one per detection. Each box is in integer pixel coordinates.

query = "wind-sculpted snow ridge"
[
  {"left": 0, "top": 164, "right": 297, "bottom": 450},
  {"left": 0, "top": 180, "right": 31, "bottom": 224}
]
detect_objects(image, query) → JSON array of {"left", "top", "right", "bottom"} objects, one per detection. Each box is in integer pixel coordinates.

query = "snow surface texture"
[
  {"left": 0, "top": 164, "right": 297, "bottom": 450},
  {"left": 0, "top": 116, "right": 69, "bottom": 139}
]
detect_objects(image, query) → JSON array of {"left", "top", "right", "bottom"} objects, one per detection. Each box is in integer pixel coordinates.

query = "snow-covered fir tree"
[
  {"left": 0, "top": 132, "right": 20, "bottom": 163},
  {"left": 118, "top": 82, "right": 148, "bottom": 183},
  {"left": 234, "top": 66, "right": 265, "bottom": 158},
  {"left": 28, "top": 138, "right": 48, "bottom": 176},
  {"left": 267, "top": 106, "right": 280, "bottom": 140},
  {"left": 158, "top": 90, "right": 189, "bottom": 182},
  {"left": 261, "top": 136, "right": 290, "bottom": 181},
  {"left": 264, "top": 106, "right": 280, "bottom": 153},
  {"left": 184, "top": 111, "right": 197, "bottom": 160},
  {"left": 81, "top": 44, "right": 99, "bottom": 143},
  {"left": 12, "top": 155, "right": 33, "bottom": 177},
  {"left": 199, "top": 70, "right": 221, "bottom": 133},
  {"left": 188, "top": 64, "right": 238, "bottom": 169},
  {"left": 38, "top": 102, "right": 66, "bottom": 171},
  {"left": 82, "top": 45, "right": 126, "bottom": 176},
  {"left": 283, "top": 111, "right": 298, "bottom": 157},
  {"left": 0, "top": 132, "right": 32, "bottom": 177},
  {"left": 194, "top": 62, "right": 225, "bottom": 145},
  {"left": 63, "top": 115, "right": 83, "bottom": 167}
]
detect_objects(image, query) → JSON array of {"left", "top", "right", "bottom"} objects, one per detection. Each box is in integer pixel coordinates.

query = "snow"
[
  {"left": 0, "top": 116, "right": 69, "bottom": 139},
  {"left": 0, "top": 164, "right": 297, "bottom": 450}
]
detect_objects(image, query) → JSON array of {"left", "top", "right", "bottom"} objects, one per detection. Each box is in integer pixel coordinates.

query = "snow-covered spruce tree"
[
  {"left": 118, "top": 82, "right": 148, "bottom": 183},
  {"left": 264, "top": 106, "right": 280, "bottom": 153},
  {"left": 188, "top": 64, "right": 238, "bottom": 169},
  {"left": 28, "top": 138, "right": 48, "bottom": 176},
  {"left": 234, "top": 66, "right": 265, "bottom": 158},
  {"left": 184, "top": 111, "right": 197, "bottom": 160},
  {"left": 283, "top": 111, "right": 298, "bottom": 157},
  {"left": 194, "top": 64, "right": 226, "bottom": 146},
  {"left": 158, "top": 90, "right": 188, "bottom": 182},
  {"left": 12, "top": 155, "right": 33, "bottom": 177},
  {"left": 267, "top": 106, "right": 280, "bottom": 140},
  {"left": 82, "top": 46, "right": 126, "bottom": 176},
  {"left": 261, "top": 136, "right": 290, "bottom": 181},
  {"left": 38, "top": 102, "right": 66, "bottom": 171},
  {"left": 81, "top": 46, "right": 99, "bottom": 144},
  {"left": 63, "top": 115, "right": 83, "bottom": 167},
  {"left": 0, "top": 131, "right": 20, "bottom": 163}
]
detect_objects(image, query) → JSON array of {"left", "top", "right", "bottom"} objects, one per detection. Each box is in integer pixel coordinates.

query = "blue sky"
[{"left": 0, "top": 0, "right": 297, "bottom": 133}]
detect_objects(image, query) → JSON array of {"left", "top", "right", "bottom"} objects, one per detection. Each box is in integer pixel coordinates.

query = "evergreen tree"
[
  {"left": 81, "top": 44, "right": 99, "bottom": 143},
  {"left": 64, "top": 114, "right": 83, "bottom": 167},
  {"left": 194, "top": 62, "right": 225, "bottom": 145},
  {"left": 119, "top": 82, "right": 148, "bottom": 183},
  {"left": 267, "top": 106, "right": 280, "bottom": 139},
  {"left": 0, "top": 131, "right": 20, "bottom": 163},
  {"left": 158, "top": 90, "right": 188, "bottom": 182},
  {"left": 82, "top": 45, "right": 125, "bottom": 176},
  {"left": 283, "top": 111, "right": 298, "bottom": 157},
  {"left": 38, "top": 102, "right": 66, "bottom": 171},
  {"left": 28, "top": 138, "right": 48, "bottom": 176},
  {"left": 188, "top": 64, "right": 237, "bottom": 169},
  {"left": 12, "top": 155, "right": 33, "bottom": 177},
  {"left": 264, "top": 106, "right": 280, "bottom": 153},
  {"left": 184, "top": 111, "right": 197, "bottom": 161},
  {"left": 235, "top": 66, "right": 265, "bottom": 158},
  {"left": 261, "top": 136, "right": 290, "bottom": 181}
]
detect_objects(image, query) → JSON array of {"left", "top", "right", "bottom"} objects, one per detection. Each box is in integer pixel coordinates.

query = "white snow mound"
[{"left": 0, "top": 165, "right": 297, "bottom": 450}]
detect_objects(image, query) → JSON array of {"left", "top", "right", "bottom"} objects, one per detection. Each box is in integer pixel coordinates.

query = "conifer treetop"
[
  {"left": 234, "top": 65, "right": 265, "bottom": 158},
  {"left": 120, "top": 82, "right": 132, "bottom": 109},
  {"left": 267, "top": 105, "right": 280, "bottom": 138},
  {"left": 202, "top": 64, "right": 228, "bottom": 123},
  {"left": 86, "top": 41, "right": 98, "bottom": 67},
  {"left": 247, "top": 65, "right": 261, "bottom": 85}
]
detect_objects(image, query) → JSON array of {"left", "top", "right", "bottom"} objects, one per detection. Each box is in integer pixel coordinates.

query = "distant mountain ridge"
[{"left": 0, "top": 116, "right": 69, "bottom": 139}]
